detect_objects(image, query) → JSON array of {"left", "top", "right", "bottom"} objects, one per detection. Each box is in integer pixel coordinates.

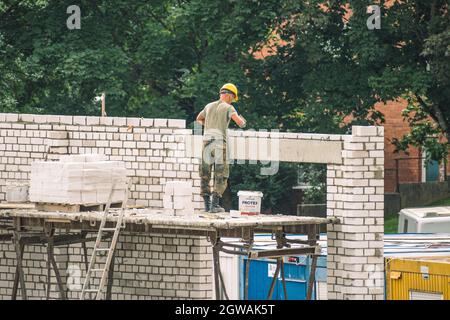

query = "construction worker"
[{"left": 196, "top": 83, "right": 247, "bottom": 213}]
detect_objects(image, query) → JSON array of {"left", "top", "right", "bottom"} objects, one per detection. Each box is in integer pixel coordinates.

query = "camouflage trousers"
[{"left": 200, "top": 139, "right": 229, "bottom": 197}]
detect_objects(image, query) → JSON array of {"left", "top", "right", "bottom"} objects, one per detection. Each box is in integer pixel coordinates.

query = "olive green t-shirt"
[{"left": 199, "top": 100, "right": 237, "bottom": 142}]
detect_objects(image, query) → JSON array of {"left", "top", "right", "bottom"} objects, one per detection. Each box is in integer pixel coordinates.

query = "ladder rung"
[
  {"left": 90, "top": 269, "right": 104, "bottom": 273},
  {"left": 101, "top": 228, "right": 117, "bottom": 232},
  {"left": 95, "top": 248, "right": 111, "bottom": 252},
  {"left": 84, "top": 289, "right": 99, "bottom": 293}
]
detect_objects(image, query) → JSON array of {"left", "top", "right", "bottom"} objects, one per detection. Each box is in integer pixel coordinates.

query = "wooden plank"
[
  {"left": 0, "top": 208, "right": 335, "bottom": 231},
  {"left": 0, "top": 203, "right": 35, "bottom": 209},
  {"left": 35, "top": 202, "right": 122, "bottom": 213},
  {"left": 36, "top": 203, "right": 81, "bottom": 213},
  {"left": 45, "top": 218, "right": 72, "bottom": 224}
]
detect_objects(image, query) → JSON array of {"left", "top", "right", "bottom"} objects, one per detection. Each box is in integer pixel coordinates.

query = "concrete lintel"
[
  {"left": 185, "top": 135, "right": 343, "bottom": 164},
  {"left": 278, "top": 139, "right": 343, "bottom": 164}
]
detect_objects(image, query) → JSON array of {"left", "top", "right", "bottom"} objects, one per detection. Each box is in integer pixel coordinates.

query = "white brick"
[
  {"left": 47, "top": 139, "right": 69, "bottom": 147},
  {"left": 343, "top": 217, "right": 364, "bottom": 225},
  {"left": 376, "top": 126, "right": 384, "bottom": 135},
  {"left": 168, "top": 119, "right": 186, "bottom": 128},
  {"left": 18, "top": 114, "right": 34, "bottom": 122},
  {"left": 369, "top": 195, "right": 384, "bottom": 202},
  {"left": 154, "top": 119, "right": 168, "bottom": 127},
  {"left": 59, "top": 115, "right": 73, "bottom": 124},
  {"left": 141, "top": 118, "right": 153, "bottom": 127},
  {"left": 137, "top": 142, "right": 149, "bottom": 149},
  {"left": 127, "top": 118, "right": 141, "bottom": 126},
  {"left": 73, "top": 116, "right": 86, "bottom": 125},
  {"left": 112, "top": 117, "right": 126, "bottom": 126},
  {"left": 343, "top": 202, "right": 364, "bottom": 210},
  {"left": 110, "top": 141, "right": 122, "bottom": 148},
  {"left": 5, "top": 113, "right": 19, "bottom": 122},
  {"left": 344, "top": 233, "right": 365, "bottom": 241},
  {"left": 344, "top": 194, "right": 369, "bottom": 202},
  {"left": 344, "top": 143, "right": 365, "bottom": 151},
  {"left": 86, "top": 116, "right": 100, "bottom": 125},
  {"left": 369, "top": 179, "right": 384, "bottom": 187},
  {"left": 368, "top": 225, "right": 384, "bottom": 233},
  {"left": 341, "top": 225, "right": 369, "bottom": 233},
  {"left": 99, "top": 117, "right": 113, "bottom": 125},
  {"left": 46, "top": 115, "right": 60, "bottom": 123},
  {"left": 5, "top": 137, "right": 17, "bottom": 144},
  {"left": 369, "top": 150, "right": 384, "bottom": 158},
  {"left": 123, "top": 141, "right": 136, "bottom": 148},
  {"left": 352, "top": 126, "right": 377, "bottom": 136},
  {"left": 342, "top": 240, "right": 369, "bottom": 249},
  {"left": 343, "top": 286, "right": 368, "bottom": 295},
  {"left": 33, "top": 114, "right": 47, "bottom": 123},
  {"left": 368, "top": 241, "right": 384, "bottom": 248},
  {"left": 47, "top": 131, "right": 68, "bottom": 139}
]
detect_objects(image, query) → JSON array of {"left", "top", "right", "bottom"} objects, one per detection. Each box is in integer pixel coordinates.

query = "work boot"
[
  {"left": 203, "top": 195, "right": 211, "bottom": 212},
  {"left": 210, "top": 193, "right": 225, "bottom": 213}
]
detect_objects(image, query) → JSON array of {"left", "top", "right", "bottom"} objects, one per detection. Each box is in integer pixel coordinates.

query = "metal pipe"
[
  {"left": 307, "top": 255, "right": 318, "bottom": 300},
  {"left": 101, "top": 93, "right": 106, "bottom": 117},
  {"left": 266, "top": 259, "right": 280, "bottom": 300},
  {"left": 13, "top": 231, "right": 27, "bottom": 300}
]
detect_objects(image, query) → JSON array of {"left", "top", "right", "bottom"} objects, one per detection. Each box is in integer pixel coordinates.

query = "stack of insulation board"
[{"left": 29, "top": 154, "right": 127, "bottom": 205}]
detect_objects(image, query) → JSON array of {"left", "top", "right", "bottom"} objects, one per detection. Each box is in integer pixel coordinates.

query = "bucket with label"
[{"left": 237, "top": 191, "right": 263, "bottom": 215}]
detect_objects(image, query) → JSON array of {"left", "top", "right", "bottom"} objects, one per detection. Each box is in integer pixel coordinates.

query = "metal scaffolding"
[{"left": 0, "top": 207, "right": 337, "bottom": 300}]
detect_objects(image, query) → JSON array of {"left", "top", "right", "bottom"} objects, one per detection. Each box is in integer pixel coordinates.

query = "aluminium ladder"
[{"left": 80, "top": 180, "right": 129, "bottom": 300}]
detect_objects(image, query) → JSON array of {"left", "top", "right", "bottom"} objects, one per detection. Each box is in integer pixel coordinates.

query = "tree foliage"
[{"left": 356, "top": 0, "right": 450, "bottom": 162}]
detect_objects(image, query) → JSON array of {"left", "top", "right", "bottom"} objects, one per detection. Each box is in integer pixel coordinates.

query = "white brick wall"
[
  {"left": 0, "top": 113, "right": 202, "bottom": 209},
  {"left": 327, "top": 126, "right": 384, "bottom": 300},
  {"left": 0, "top": 230, "right": 213, "bottom": 300},
  {"left": 0, "top": 113, "right": 385, "bottom": 300}
]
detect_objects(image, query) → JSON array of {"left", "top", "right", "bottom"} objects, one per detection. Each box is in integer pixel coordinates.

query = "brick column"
[{"left": 327, "top": 126, "right": 385, "bottom": 300}]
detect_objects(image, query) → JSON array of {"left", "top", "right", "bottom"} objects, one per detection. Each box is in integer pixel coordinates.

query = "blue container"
[{"left": 239, "top": 255, "right": 327, "bottom": 300}]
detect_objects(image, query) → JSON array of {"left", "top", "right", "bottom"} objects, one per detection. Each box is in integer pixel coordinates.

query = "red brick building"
[{"left": 376, "top": 99, "right": 450, "bottom": 192}]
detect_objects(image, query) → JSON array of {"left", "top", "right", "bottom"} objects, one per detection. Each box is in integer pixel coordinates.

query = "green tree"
[{"left": 347, "top": 0, "right": 450, "bottom": 162}]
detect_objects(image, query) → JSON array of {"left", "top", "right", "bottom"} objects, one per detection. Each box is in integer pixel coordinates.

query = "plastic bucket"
[{"left": 238, "top": 191, "right": 263, "bottom": 215}]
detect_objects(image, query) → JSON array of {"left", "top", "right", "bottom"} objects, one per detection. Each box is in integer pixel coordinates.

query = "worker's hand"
[
  {"left": 231, "top": 113, "right": 246, "bottom": 128},
  {"left": 239, "top": 115, "right": 247, "bottom": 128}
]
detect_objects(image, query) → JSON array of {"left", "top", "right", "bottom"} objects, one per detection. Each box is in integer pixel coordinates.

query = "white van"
[{"left": 398, "top": 207, "right": 450, "bottom": 233}]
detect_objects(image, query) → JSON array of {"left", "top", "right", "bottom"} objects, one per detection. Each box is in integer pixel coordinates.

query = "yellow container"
[{"left": 386, "top": 256, "right": 450, "bottom": 300}]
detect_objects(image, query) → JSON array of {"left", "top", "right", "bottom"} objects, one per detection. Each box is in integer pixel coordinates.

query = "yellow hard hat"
[{"left": 220, "top": 83, "right": 239, "bottom": 102}]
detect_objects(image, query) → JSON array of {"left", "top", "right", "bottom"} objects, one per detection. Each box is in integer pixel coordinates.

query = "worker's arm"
[
  {"left": 196, "top": 113, "right": 205, "bottom": 125},
  {"left": 196, "top": 109, "right": 206, "bottom": 126},
  {"left": 231, "top": 113, "right": 246, "bottom": 128}
]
